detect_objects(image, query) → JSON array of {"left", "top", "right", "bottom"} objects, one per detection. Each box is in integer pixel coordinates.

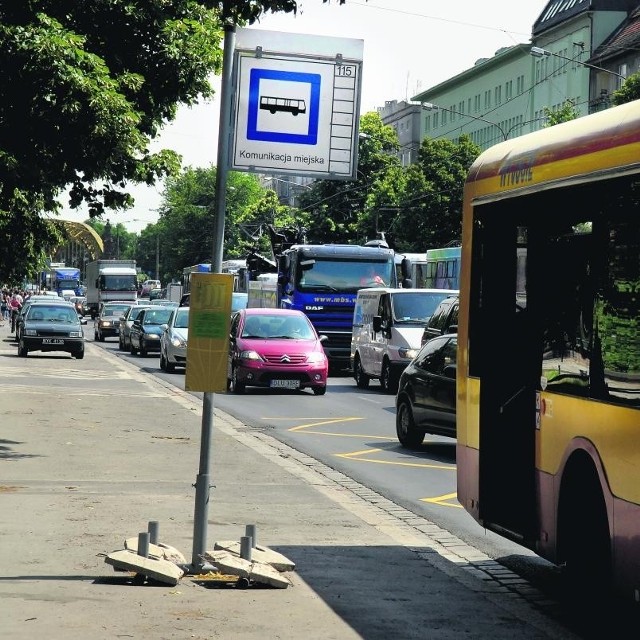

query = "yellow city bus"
[{"left": 456, "top": 99, "right": 640, "bottom": 604}]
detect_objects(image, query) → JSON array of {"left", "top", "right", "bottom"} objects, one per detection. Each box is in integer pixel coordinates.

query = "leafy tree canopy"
[
  {"left": 295, "top": 111, "right": 401, "bottom": 244},
  {"left": 543, "top": 99, "right": 580, "bottom": 127},
  {"left": 0, "top": 0, "right": 351, "bottom": 283},
  {"left": 611, "top": 71, "right": 640, "bottom": 106},
  {"left": 392, "top": 134, "right": 480, "bottom": 252},
  {"left": 151, "top": 166, "right": 299, "bottom": 282}
]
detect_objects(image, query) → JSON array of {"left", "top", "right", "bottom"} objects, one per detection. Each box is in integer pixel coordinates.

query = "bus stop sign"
[{"left": 231, "top": 28, "right": 363, "bottom": 180}]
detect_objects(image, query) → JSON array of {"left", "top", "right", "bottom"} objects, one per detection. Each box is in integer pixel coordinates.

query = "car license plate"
[
  {"left": 270, "top": 379, "right": 300, "bottom": 389},
  {"left": 42, "top": 338, "right": 64, "bottom": 345}
]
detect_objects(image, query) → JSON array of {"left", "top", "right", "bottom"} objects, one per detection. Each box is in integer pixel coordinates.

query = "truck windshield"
[
  {"left": 99, "top": 275, "right": 137, "bottom": 291},
  {"left": 296, "top": 259, "right": 394, "bottom": 292}
]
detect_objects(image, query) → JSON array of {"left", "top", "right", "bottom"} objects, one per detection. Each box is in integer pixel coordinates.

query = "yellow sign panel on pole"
[{"left": 185, "top": 273, "right": 233, "bottom": 392}]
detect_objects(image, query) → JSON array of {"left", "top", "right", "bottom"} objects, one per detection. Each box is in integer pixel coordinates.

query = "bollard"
[
  {"left": 240, "top": 536, "right": 252, "bottom": 561},
  {"left": 245, "top": 524, "right": 257, "bottom": 548},
  {"left": 148, "top": 521, "right": 159, "bottom": 546},
  {"left": 138, "top": 532, "right": 150, "bottom": 558}
]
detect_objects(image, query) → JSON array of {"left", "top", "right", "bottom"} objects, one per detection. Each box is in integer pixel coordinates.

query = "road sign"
[{"left": 231, "top": 28, "right": 363, "bottom": 180}]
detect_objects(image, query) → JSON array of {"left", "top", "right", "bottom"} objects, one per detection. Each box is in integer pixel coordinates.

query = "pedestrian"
[
  {"left": 9, "top": 292, "right": 22, "bottom": 333},
  {"left": 0, "top": 292, "right": 8, "bottom": 323}
]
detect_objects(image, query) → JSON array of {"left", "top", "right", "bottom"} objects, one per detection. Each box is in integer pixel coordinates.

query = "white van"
[{"left": 350, "top": 287, "right": 458, "bottom": 393}]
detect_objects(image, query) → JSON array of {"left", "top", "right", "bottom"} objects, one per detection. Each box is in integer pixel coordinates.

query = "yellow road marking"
[
  {"left": 337, "top": 448, "right": 455, "bottom": 470},
  {"left": 420, "top": 492, "right": 462, "bottom": 508},
  {"left": 287, "top": 417, "right": 363, "bottom": 432}
]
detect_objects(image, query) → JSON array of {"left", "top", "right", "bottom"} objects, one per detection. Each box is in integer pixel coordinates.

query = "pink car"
[{"left": 228, "top": 308, "right": 328, "bottom": 395}]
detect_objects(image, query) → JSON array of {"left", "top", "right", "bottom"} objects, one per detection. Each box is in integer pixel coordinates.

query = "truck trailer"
[{"left": 85, "top": 259, "right": 138, "bottom": 318}]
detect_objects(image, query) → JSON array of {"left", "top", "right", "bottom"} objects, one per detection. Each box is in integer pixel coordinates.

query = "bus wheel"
[
  {"left": 558, "top": 454, "right": 612, "bottom": 606},
  {"left": 396, "top": 397, "right": 424, "bottom": 448},
  {"left": 354, "top": 356, "right": 370, "bottom": 389}
]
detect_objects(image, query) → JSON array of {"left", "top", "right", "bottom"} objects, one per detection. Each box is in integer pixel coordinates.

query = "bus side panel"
[{"left": 456, "top": 442, "right": 480, "bottom": 522}]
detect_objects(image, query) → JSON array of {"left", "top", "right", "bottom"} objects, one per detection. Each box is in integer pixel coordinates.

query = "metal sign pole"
[{"left": 189, "top": 7, "right": 236, "bottom": 573}]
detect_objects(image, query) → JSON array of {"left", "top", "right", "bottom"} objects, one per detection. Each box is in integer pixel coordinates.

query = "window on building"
[
  {"left": 505, "top": 80, "right": 513, "bottom": 100},
  {"left": 433, "top": 112, "right": 439, "bottom": 128},
  {"left": 495, "top": 85, "right": 502, "bottom": 105},
  {"left": 517, "top": 75, "right": 525, "bottom": 94},
  {"left": 442, "top": 110, "right": 447, "bottom": 125},
  {"left": 484, "top": 90, "right": 491, "bottom": 109},
  {"left": 424, "top": 114, "right": 431, "bottom": 132},
  {"left": 474, "top": 94, "right": 481, "bottom": 112},
  {"left": 618, "top": 63, "right": 628, "bottom": 89},
  {"left": 468, "top": 98, "right": 472, "bottom": 113},
  {"left": 458, "top": 101, "right": 464, "bottom": 114}
]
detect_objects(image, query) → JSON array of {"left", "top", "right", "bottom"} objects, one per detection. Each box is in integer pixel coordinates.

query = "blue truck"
[{"left": 41, "top": 265, "right": 82, "bottom": 297}]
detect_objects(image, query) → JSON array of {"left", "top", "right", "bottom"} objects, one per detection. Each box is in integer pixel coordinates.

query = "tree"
[
  {"left": 154, "top": 166, "right": 291, "bottom": 282},
  {"left": 295, "top": 111, "right": 401, "bottom": 244},
  {"left": 543, "top": 99, "right": 580, "bottom": 127},
  {"left": 393, "top": 135, "right": 480, "bottom": 252},
  {"left": 612, "top": 72, "right": 640, "bottom": 106},
  {"left": 0, "top": 1, "right": 320, "bottom": 283}
]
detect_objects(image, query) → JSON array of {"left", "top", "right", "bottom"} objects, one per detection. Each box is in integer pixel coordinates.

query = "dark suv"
[{"left": 421, "top": 294, "right": 459, "bottom": 345}]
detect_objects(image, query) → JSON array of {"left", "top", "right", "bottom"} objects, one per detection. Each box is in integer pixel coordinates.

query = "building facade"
[
  {"left": 376, "top": 100, "right": 422, "bottom": 165},
  {"left": 378, "top": 1, "right": 639, "bottom": 152}
]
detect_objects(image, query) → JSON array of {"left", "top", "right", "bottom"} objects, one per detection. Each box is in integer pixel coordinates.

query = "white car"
[{"left": 160, "top": 306, "right": 189, "bottom": 372}]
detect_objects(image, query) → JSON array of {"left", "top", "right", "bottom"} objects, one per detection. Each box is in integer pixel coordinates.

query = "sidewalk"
[{"left": 0, "top": 322, "right": 576, "bottom": 639}]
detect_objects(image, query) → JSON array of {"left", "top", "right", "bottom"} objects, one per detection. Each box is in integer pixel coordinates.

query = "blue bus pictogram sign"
[{"left": 247, "top": 69, "right": 321, "bottom": 145}]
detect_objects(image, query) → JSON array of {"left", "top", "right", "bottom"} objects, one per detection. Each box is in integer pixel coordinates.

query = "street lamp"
[{"left": 530, "top": 46, "right": 626, "bottom": 80}]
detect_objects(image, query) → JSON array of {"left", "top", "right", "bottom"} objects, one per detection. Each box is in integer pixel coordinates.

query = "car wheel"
[
  {"left": 166, "top": 358, "right": 176, "bottom": 373},
  {"left": 18, "top": 340, "right": 28, "bottom": 357},
  {"left": 312, "top": 386, "right": 327, "bottom": 396},
  {"left": 396, "top": 397, "right": 425, "bottom": 448},
  {"left": 354, "top": 355, "right": 370, "bottom": 389},
  {"left": 381, "top": 359, "right": 399, "bottom": 394},
  {"left": 159, "top": 351, "right": 167, "bottom": 371},
  {"left": 232, "top": 366, "right": 245, "bottom": 394},
  {"left": 139, "top": 343, "right": 147, "bottom": 357},
  {"left": 74, "top": 349, "right": 84, "bottom": 360},
  {"left": 98, "top": 330, "right": 105, "bottom": 342}
]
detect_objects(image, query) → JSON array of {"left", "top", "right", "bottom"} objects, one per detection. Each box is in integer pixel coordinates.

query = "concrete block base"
[
  {"left": 213, "top": 540, "right": 295, "bottom": 571},
  {"left": 104, "top": 550, "right": 184, "bottom": 586}
]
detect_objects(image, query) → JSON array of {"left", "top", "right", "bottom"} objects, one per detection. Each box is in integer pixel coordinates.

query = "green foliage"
[
  {"left": 392, "top": 135, "right": 480, "bottom": 251},
  {"left": 543, "top": 100, "right": 579, "bottom": 127},
  {"left": 0, "top": 0, "right": 356, "bottom": 283},
  {"left": 295, "top": 111, "right": 401, "bottom": 244},
  {"left": 153, "top": 167, "right": 280, "bottom": 282},
  {"left": 0, "top": 1, "right": 224, "bottom": 281},
  {"left": 611, "top": 72, "right": 640, "bottom": 106}
]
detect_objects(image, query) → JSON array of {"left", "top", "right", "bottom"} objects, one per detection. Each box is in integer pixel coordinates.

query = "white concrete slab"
[
  {"left": 124, "top": 537, "right": 186, "bottom": 565},
  {"left": 213, "top": 540, "right": 295, "bottom": 571},
  {"left": 205, "top": 551, "right": 292, "bottom": 589},
  {"left": 104, "top": 550, "right": 184, "bottom": 586}
]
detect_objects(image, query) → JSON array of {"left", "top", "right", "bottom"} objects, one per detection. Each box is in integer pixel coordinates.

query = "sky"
[{"left": 58, "top": 0, "right": 546, "bottom": 233}]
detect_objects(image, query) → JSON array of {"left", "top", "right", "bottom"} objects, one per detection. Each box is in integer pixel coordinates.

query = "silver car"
[{"left": 160, "top": 306, "right": 189, "bottom": 372}]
